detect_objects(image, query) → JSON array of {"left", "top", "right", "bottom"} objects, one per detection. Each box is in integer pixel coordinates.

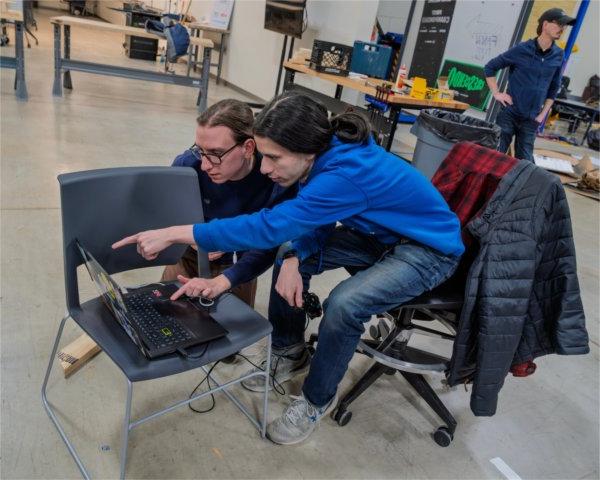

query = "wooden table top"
[
  {"left": 1, "top": 9, "right": 23, "bottom": 22},
  {"left": 186, "top": 22, "right": 230, "bottom": 34},
  {"left": 284, "top": 61, "right": 469, "bottom": 110},
  {"left": 50, "top": 16, "right": 214, "bottom": 49}
]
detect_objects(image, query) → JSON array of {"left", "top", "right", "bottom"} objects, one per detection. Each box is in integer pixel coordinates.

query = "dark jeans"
[
  {"left": 268, "top": 227, "right": 460, "bottom": 407},
  {"left": 496, "top": 108, "right": 539, "bottom": 161}
]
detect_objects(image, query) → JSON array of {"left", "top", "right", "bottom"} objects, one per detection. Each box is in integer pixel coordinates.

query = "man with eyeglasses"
[
  {"left": 485, "top": 8, "right": 575, "bottom": 161},
  {"left": 161, "top": 99, "right": 296, "bottom": 312}
]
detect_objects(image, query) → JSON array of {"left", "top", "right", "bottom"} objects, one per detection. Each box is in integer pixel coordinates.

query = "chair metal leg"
[
  {"left": 261, "top": 335, "right": 271, "bottom": 438},
  {"left": 336, "top": 361, "right": 389, "bottom": 414},
  {"left": 399, "top": 370, "right": 457, "bottom": 435},
  {"left": 44, "top": 321, "right": 271, "bottom": 477},
  {"left": 119, "top": 379, "right": 133, "bottom": 480},
  {"left": 41, "top": 314, "right": 91, "bottom": 480}
]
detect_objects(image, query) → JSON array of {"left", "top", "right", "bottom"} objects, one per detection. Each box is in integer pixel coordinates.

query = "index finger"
[
  {"left": 170, "top": 284, "right": 188, "bottom": 300},
  {"left": 112, "top": 234, "right": 139, "bottom": 250}
]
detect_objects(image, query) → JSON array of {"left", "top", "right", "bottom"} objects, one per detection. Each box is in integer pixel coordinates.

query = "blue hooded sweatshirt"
[{"left": 193, "top": 136, "right": 464, "bottom": 259}]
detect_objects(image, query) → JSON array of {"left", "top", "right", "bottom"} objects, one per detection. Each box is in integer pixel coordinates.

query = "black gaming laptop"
[{"left": 77, "top": 242, "right": 228, "bottom": 359}]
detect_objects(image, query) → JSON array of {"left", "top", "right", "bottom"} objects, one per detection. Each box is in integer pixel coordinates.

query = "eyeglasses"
[{"left": 188, "top": 140, "right": 246, "bottom": 166}]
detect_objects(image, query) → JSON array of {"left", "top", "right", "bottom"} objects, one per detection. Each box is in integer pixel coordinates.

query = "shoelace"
[
  {"left": 256, "top": 345, "right": 304, "bottom": 396},
  {"left": 284, "top": 395, "right": 316, "bottom": 426}
]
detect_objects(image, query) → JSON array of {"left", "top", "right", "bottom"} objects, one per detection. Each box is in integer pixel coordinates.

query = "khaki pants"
[{"left": 160, "top": 246, "right": 257, "bottom": 307}]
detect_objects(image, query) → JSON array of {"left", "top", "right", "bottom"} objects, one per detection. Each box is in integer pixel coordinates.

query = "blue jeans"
[
  {"left": 268, "top": 227, "right": 460, "bottom": 407},
  {"left": 496, "top": 107, "right": 538, "bottom": 161}
]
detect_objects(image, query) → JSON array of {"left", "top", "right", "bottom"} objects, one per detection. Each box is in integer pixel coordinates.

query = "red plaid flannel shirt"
[
  {"left": 431, "top": 142, "right": 517, "bottom": 228},
  {"left": 431, "top": 142, "right": 535, "bottom": 377}
]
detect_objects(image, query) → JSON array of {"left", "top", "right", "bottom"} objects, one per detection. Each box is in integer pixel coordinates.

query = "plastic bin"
[
  {"left": 310, "top": 40, "right": 353, "bottom": 77},
  {"left": 350, "top": 41, "right": 393, "bottom": 79},
  {"left": 410, "top": 109, "right": 501, "bottom": 179}
]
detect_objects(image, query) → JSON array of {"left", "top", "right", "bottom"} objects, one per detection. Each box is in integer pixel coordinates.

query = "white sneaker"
[
  {"left": 241, "top": 344, "right": 311, "bottom": 393},
  {"left": 266, "top": 392, "right": 338, "bottom": 445}
]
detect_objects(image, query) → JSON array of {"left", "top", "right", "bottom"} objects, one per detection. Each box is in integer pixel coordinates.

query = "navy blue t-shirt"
[{"left": 172, "top": 149, "right": 295, "bottom": 286}]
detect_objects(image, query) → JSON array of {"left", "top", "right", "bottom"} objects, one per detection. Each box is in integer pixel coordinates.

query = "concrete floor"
[{"left": 1, "top": 8, "right": 599, "bottom": 480}]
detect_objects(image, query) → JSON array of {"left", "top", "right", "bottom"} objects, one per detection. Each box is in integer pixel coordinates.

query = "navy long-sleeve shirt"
[
  {"left": 484, "top": 39, "right": 564, "bottom": 120},
  {"left": 173, "top": 150, "right": 296, "bottom": 287}
]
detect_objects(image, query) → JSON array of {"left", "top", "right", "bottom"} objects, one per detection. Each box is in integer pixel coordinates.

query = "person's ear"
[{"left": 243, "top": 138, "right": 256, "bottom": 158}]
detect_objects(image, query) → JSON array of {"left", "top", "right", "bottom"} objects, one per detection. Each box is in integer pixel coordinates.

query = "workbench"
[
  {"left": 0, "top": 7, "right": 27, "bottom": 100},
  {"left": 283, "top": 61, "right": 469, "bottom": 151},
  {"left": 186, "top": 22, "right": 229, "bottom": 84},
  {"left": 50, "top": 16, "right": 214, "bottom": 111}
]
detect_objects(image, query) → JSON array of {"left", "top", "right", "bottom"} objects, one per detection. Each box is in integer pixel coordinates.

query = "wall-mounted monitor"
[{"left": 264, "top": 0, "right": 307, "bottom": 39}]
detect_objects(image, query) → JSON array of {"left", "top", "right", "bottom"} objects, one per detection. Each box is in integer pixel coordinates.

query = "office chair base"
[
  {"left": 42, "top": 315, "right": 272, "bottom": 479},
  {"left": 433, "top": 426, "right": 453, "bottom": 447},
  {"left": 308, "top": 317, "right": 457, "bottom": 446}
]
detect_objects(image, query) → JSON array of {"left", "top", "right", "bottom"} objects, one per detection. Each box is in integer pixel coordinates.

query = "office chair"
[
  {"left": 325, "top": 277, "right": 464, "bottom": 447},
  {"left": 42, "top": 167, "right": 272, "bottom": 479}
]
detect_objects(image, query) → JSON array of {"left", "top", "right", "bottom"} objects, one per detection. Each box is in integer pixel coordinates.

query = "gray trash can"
[{"left": 410, "top": 109, "right": 501, "bottom": 179}]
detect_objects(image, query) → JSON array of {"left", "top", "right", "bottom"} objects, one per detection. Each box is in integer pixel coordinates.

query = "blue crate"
[{"left": 350, "top": 41, "right": 393, "bottom": 80}]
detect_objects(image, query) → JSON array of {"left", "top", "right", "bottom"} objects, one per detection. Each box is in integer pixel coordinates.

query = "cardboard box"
[{"left": 534, "top": 148, "right": 599, "bottom": 200}]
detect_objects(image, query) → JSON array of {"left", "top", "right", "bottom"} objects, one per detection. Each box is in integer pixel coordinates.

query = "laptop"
[{"left": 77, "top": 241, "right": 228, "bottom": 359}]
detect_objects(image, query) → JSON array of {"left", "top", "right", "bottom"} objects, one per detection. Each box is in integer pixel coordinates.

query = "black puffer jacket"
[{"left": 446, "top": 160, "right": 589, "bottom": 416}]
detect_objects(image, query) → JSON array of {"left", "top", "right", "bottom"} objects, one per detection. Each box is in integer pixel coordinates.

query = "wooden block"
[{"left": 57, "top": 334, "right": 102, "bottom": 378}]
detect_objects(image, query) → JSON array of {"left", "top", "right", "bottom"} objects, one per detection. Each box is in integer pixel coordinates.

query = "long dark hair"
[
  {"left": 253, "top": 93, "right": 371, "bottom": 155},
  {"left": 197, "top": 99, "right": 254, "bottom": 143}
]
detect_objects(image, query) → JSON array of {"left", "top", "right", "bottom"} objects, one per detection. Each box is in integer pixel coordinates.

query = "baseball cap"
[{"left": 538, "top": 8, "right": 576, "bottom": 27}]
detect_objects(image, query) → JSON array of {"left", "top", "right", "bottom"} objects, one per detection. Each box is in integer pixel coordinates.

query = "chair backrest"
[{"left": 58, "top": 166, "right": 207, "bottom": 311}]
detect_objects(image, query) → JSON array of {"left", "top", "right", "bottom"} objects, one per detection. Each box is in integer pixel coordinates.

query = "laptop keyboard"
[{"left": 125, "top": 294, "right": 193, "bottom": 350}]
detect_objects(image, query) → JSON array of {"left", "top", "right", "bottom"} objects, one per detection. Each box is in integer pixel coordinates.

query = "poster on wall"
[
  {"left": 442, "top": 1, "right": 524, "bottom": 67},
  {"left": 437, "top": 59, "right": 491, "bottom": 111},
  {"left": 409, "top": 0, "right": 456, "bottom": 86},
  {"left": 206, "top": 0, "right": 234, "bottom": 29}
]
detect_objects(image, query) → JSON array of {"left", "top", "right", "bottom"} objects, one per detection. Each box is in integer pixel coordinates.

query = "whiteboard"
[{"left": 442, "top": 0, "right": 525, "bottom": 67}]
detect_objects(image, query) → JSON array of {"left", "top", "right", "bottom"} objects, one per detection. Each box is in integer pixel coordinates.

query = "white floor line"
[{"left": 490, "top": 457, "right": 523, "bottom": 480}]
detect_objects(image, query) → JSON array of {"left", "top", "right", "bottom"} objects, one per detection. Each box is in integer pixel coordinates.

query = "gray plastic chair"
[{"left": 42, "top": 166, "right": 272, "bottom": 479}]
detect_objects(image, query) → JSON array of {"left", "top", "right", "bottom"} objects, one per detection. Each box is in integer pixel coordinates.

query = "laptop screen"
[{"left": 76, "top": 241, "right": 146, "bottom": 352}]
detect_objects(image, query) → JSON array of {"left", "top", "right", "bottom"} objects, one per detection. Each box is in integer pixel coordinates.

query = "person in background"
[
  {"left": 113, "top": 93, "right": 464, "bottom": 445},
  {"left": 484, "top": 8, "right": 575, "bottom": 161}
]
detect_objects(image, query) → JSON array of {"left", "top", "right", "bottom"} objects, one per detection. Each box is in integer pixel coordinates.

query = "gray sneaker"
[
  {"left": 266, "top": 393, "right": 338, "bottom": 445},
  {"left": 241, "top": 344, "right": 311, "bottom": 393}
]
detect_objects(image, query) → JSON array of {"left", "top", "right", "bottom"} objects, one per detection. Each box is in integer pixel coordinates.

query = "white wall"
[
  {"left": 377, "top": 0, "right": 413, "bottom": 34},
  {"left": 564, "top": 0, "right": 600, "bottom": 96},
  {"left": 186, "top": 0, "right": 379, "bottom": 102},
  {"left": 36, "top": 0, "right": 67, "bottom": 11}
]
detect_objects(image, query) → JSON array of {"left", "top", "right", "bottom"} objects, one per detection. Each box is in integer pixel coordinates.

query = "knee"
[{"left": 322, "top": 286, "right": 362, "bottom": 333}]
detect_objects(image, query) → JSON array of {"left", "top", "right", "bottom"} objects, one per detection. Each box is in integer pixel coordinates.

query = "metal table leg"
[
  {"left": 580, "top": 113, "right": 596, "bottom": 146},
  {"left": 216, "top": 32, "right": 225, "bottom": 85},
  {"left": 385, "top": 106, "right": 401, "bottom": 151},
  {"left": 186, "top": 27, "right": 197, "bottom": 77},
  {"left": 52, "top": 23, "right": 63, "bottom": 97},
  {"left": 334, "top": 84, "right": 343, "bottom": 100},
  {"left": 14, "top": 20, "right": 27, "bottom": 101},
  {"left": 63, "top": 24, "right": 72, "bottom": 89},
  {"left": 197, "top": 46, "right": 212, "bottom": 112}
]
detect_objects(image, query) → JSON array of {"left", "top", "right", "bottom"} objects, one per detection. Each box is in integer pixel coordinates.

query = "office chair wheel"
[
  {"left": 332, "top": 408, "right": 352, "bottom": 427},
  {"left": 433, "top": 426, "right": 453, "bottom": 447},
  {"left": 369, "top": 325, "right": 381, "bottom": 340}
]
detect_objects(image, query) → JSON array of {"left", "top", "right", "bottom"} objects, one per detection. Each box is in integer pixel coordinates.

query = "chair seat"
[
  {"left": 395, "top": 281, "right": 464, "bottom": 311},
  {"left": 70, "top": 292, "right": 272, "bottom": 382}
]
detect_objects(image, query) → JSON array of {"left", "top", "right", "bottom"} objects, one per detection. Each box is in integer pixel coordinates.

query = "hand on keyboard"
[{"left": 170, "top": 274, "right": 231, "bottom": 301}]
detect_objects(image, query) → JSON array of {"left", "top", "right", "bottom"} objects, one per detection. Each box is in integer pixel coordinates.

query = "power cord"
[{"left": 187, "top": 346, "right": 307, "bottom": 415}]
